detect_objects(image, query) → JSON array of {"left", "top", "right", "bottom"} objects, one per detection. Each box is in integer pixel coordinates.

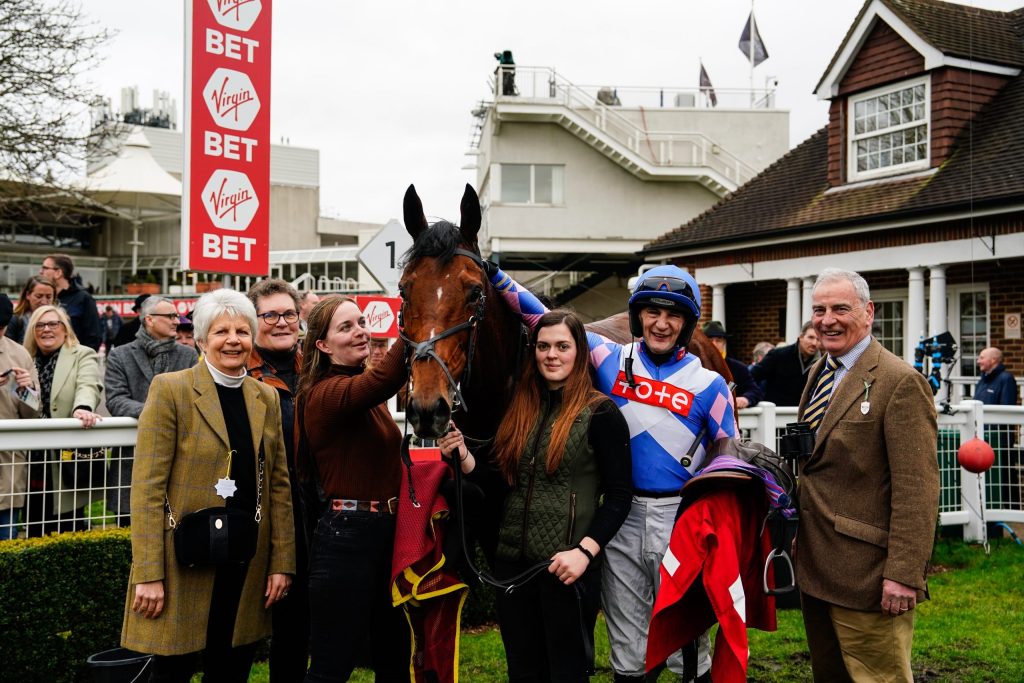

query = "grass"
[{"left": 233, "top": 540, "right": 1022, "bottom": 682}]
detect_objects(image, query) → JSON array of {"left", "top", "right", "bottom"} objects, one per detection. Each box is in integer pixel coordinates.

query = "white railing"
[
  {"left": 1, "top": 405, "right": 1019, "bottom": 542},
  {"left": 493, "top": 66, "right": 759, "bottom": 187}
]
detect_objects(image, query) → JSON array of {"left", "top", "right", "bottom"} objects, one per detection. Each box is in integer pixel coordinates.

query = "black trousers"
[
  {"left": 304, "top": 509, "right": 409, "bottom": 682},
  {"left": 495, "top": 558, "right": 602, "bottom": 683},
  {"left": 270, "top": 519, "right": 310, "bottom": 683},
  {"left": 148, "top": 562, "right": 255, "bottom": 683}
]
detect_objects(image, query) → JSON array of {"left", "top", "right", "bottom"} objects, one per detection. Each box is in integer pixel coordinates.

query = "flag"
[
  {"left": 738, "top": 11, "right": 769, "bottom": 67},
  {"left": 699, "top": 62, "right": 718, "bottom": 107}
]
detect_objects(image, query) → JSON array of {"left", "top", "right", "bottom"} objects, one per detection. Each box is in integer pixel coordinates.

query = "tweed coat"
[
  {"left": 0, "top": 336, "right": 40, "bottom": 510},
  {"left": 795, "top": 337, "right": 939, "bottom": 612},
  {"left": 121, "top": 362, "right": 296, "bottom": 655},
  {"left": 41, "top": 343, "right": 104, "bottom": 514},
  {"left": 104, "top": 338, "right": 198, "bottom": 418}
]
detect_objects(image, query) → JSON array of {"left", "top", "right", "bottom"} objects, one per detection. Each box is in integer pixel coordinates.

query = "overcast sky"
[{"left": 81, "top": 0, "right": 1020, "bottom": 225}]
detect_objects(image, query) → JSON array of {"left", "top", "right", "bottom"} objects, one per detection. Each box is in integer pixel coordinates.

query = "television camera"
[{"left": 913, "top": 331, "right": 958, "bottom": 410}]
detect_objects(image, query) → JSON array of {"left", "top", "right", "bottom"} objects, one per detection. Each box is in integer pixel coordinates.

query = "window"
[
  {"left": 872, "top": 299, "right": 904, "bottom": 358},
  {"left": 848, "top": 78, "right": 929, "bottom": 181},
  {"left": 498, "top": 164, "right": 564, "bottom": 205},
  {"left": 957, "top": 290, "right": 988, "bottom": 376}
]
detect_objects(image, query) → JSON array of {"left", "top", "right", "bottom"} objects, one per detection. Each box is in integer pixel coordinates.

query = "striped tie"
[{"left": 804, "top": 356, "right": 839, "bottom": 431}]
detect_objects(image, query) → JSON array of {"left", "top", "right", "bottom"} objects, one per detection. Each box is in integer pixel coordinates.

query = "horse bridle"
[{"left": 398, "top": 247, "right": 488, "bottom": 413}]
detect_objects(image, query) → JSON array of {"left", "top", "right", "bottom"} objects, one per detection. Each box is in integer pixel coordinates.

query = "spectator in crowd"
[
  {"left": 797, "top": 268, "right": 938, "bottom": 682},
  {"left": 750, "top": 341, "right": 774, "bottom": 367},
  {"left": 975, "top": 347, "right": 1018, "bottom": 405},
  {"left": 122, "top": 289, "right": 294, "bottom": 681},
  {"left": 492, "top": 309, "right": 631, "bottom": 681},
  {"left": 245, "top": 278, "right": 308, "bottom": 683},
  {"left": 367, "top": 337, "right": 389, "bottom": 368},
  {"left": 0, "top": 294, "right": 41, "bottom": 540},
  {"left": 103, "top": 306, "right": 123, "bottom": 349},
  {"left": 750, "top": 322, "right": 820, "bottom": 406},
  {"left": 175, "top": 315, "right": 196, "bottom": 350},
  {"left": 298, "top": 291, "right": 320, "bottom": 334},
  {"left": 41, "top": 254, "right": 102, "bottom": 351},
  {"left": 112, "top": 294, "right": 151, "bottom": 348},
  {"left": 5, "top": 275, "right": 57, "bottom": 345},
  {"left": 296, "top": 296, "right": 410, "bottom": 681},
  {"left": 702, "top": 321, "right": 763, "bottom": 409},
  {"left": 23, "top": 305, "right": 103, "bottom": 536},
  {"left": 104, "top": 297, "right": 197, "bottom": 526},
  {"left": 488, "top": 263, "right": 735, "bottom": 682}
]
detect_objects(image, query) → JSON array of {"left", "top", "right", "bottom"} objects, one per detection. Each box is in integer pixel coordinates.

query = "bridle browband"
[{"left": 398, "top": 247, "right": 487, "bottom": 413}]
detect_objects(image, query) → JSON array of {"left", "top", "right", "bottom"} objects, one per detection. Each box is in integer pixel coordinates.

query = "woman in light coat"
[
  {"left": 23, "top": 305, "right": 103, "bottom": 535},
  {"left": 121, "top": 289, "right": 294, "bottom": 683}
]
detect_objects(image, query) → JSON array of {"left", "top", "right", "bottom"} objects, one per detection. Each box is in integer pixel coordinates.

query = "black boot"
[{"left": 613, "top": 674, "right": 646, "bottom": 682}]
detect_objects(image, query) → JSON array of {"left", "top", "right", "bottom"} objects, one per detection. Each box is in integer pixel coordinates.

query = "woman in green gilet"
[{"left": 493, "top": 309, "right": 632, "bottom": 682}]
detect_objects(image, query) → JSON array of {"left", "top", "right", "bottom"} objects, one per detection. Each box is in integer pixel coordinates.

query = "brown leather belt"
[{"left": 330, "top": 497, "right": 398, "bottom": 514}]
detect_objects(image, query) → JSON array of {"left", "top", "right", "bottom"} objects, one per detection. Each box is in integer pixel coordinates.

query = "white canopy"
[{"left": 83, "top": 128, "right": 181, "bottom": 220}]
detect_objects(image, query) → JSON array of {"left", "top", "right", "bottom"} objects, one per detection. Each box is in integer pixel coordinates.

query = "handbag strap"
[{"left": 164, "top": 440, "right": 266, "bottom": 527}]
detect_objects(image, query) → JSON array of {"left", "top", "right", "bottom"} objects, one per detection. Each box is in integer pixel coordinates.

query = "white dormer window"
[{"left": 847, "top": 77, "right": 930, "bottom": 181}]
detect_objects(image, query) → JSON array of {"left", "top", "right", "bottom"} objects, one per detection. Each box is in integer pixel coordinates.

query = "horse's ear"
[
  {"left": 459, "top": 184, "right": 481, "bottom": 243},
  {"left": 403, "top": 184, "right": 429, "bottom": 240}
]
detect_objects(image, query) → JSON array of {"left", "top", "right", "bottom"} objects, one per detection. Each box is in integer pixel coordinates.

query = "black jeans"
[
  {"left": 495, "top": 558, "right": 602, "bottom": 683},
  {"left": 270, "top": 516, "right": 310, "bottom": 683},
  {"left": 304, "top": 509, "right": 409, "bottom": 682}
]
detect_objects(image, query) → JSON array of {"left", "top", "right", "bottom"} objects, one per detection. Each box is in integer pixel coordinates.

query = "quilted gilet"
[{"left": 496, "top": 391, "right": 599, "bottom": 562}]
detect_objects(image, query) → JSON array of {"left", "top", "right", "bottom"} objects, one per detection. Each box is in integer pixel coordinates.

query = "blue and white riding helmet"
[{"left": 627, "top": 265, "right": 701, "bottom": 347}]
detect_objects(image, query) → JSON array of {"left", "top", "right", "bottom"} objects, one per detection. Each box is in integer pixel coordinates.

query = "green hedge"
[{"left": 0, "top": 529, "right": 133, "bottom": 682}]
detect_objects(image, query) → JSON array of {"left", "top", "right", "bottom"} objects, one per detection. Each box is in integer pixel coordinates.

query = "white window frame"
[
  {"left": 493, "top": 163, "right": 564, "bottom": 206},
  {"left": 945, "top": 283, "right": 990, "bottom": 379},
  {"left": 871, "top": 289, "right": 908, "bottom": 359},
  {"left": 847, "top": 76, "right": 931, "bottom": 182}
]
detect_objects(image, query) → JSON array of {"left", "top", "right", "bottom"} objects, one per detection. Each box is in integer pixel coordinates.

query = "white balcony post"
[
  {"left": 959, "top": 400, "right": 986, "bottom": 542},
  {"left": 711, "top": 285, "right": 726, "bottom": 327},
  {"left": 906, "top": 267, "right": 926, "bottom": 364},
  {"left": 801, "top": 277, "right": 815, "bottom": 328},
  {"left": 928, "top": 265, "right": 947, "bottom": 336},
  {"left": 786, "top": 279, "right": 802, "bottom": 343}
]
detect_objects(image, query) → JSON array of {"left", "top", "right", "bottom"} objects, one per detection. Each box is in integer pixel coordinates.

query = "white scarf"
[{"left": 205, "top": 357, "right": 246, "bottom": 388}]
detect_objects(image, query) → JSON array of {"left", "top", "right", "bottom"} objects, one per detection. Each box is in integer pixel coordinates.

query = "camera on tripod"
[{"left": 913, "top": 331, "right": 957, "bottom": 396}]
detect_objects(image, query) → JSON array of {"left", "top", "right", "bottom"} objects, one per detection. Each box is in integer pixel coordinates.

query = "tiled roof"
[
  {"left": 645, "top": 71, "right": 1024, "bottom": 254},
  {"left": 815, "top": 0, "right": 1024, "bottom": 96}
]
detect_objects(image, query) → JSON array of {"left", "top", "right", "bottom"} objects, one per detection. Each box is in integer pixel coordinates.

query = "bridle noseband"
[{"left": 399, "top": 248, "right": 487, "bottom": 412}]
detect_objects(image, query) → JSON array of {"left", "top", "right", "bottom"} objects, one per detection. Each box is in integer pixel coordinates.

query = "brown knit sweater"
[{"left": 302, "top": 341, "right": 407, "bottom": 501}]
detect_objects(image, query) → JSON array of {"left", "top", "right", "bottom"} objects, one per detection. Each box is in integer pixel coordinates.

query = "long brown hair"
[
  {"left": 296, "top": 295, "right": 356, "bottom": 399},
  {"left": 14, "top": 276, "right": 56, "bottom": 316},
  {"left": 494, "top": 310, "right": 604, "bottom": 483}
]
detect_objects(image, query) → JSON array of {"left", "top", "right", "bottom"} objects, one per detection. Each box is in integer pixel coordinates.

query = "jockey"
[{"left": 488, "top": 263, "right": 735, "bottom": 682}]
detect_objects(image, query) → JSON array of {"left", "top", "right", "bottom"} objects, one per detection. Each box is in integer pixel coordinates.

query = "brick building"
[{"left": 644, "top": 0, "right": 1023, "bottom": 401}]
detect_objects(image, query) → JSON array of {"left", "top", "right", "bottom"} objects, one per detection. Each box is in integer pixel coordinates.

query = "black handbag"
[{"left": 167, "top": 443, "right": 265, "bottom": 568}]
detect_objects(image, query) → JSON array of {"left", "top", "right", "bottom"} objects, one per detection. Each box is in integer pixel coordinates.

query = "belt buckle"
[{"left": 385, "top": 497, "right": 398, "bottom": 514}]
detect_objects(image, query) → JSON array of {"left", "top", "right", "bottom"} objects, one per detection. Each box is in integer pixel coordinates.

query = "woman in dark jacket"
[
  {"left": 493, "top": 309, "right": 632, "bottom": 682},
  {"left": 296, "top": 296, "right": 410, "bottom": 682}
]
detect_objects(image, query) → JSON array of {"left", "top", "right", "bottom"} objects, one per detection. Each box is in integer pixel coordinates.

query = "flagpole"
[{"left": 749, "top": 0, "right": 755, "bottom": 106}]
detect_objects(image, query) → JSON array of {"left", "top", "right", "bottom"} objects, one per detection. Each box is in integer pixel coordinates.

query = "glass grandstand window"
[
  {"left": 499, "top": 164, "right": 564, "bottom": 205},
  {"left": 848, "top": 78, "right": 929, "bottom": 181}
]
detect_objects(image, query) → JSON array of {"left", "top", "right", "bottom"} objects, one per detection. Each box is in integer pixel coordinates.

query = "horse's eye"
[{"left": 467, "top": 286, "right": 483, "bottom": 304}]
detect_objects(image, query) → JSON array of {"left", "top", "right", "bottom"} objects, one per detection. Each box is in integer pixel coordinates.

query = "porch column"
[
  {"left": 928, "top": 265, "right": 947, "bottom": 335},
  {"left": 906, "top": 267, "right": 926, "bottom": 364},
  {"left": 801, "top": 276, "right": 815, "bottom": 327},
  {"left": 786, "top": 278, "right": 802, "bottom": 343},
  {"left": 711, "top": 285, "right": 726, "bottom": 326}
]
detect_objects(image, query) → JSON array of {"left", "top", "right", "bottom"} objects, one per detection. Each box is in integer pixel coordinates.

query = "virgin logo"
[
  {"left": 611, "top": 371, "right": 694, "bottom": 417},
  {"left": 201, "top": 170, "right": 259, "bottom": 231},
  {"left": 363, "top": 301, "right": 395, "bottom": 335},
  {"left": 207, "top": 0, "right": 262, "bottom": 32},
  {"left": 203, "top": 68, "right": 260, "bottom": 131}
]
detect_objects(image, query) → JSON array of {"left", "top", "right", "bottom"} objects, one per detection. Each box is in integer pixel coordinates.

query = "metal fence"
[{"left": 2, "top": 404, "right": 1020, "bottom": 542}]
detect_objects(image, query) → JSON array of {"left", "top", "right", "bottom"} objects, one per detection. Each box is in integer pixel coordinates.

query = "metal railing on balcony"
[{"left": 2, "top": 404, "right": 1019, "bottom": 542}]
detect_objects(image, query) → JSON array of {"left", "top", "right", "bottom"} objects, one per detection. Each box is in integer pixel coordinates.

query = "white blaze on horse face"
[
  {"left": 429, "top": 328, "right": 436, "bottom": 338},
  {"left": 437, "top": 287, "right": 443, "bottom": 301}
]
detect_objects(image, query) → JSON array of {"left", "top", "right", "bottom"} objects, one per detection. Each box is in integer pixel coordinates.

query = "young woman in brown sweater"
[{"left": 296, "top": 296, "right": 411, "bottom": 682}]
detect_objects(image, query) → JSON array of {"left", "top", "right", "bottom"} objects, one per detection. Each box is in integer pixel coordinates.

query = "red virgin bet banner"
[{"left": 182, "top": 0, "right": 271, "bottom": 275}]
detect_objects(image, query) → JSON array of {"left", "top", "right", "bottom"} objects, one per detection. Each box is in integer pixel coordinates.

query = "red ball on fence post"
[{"left": 957, "top": 437, "right": 995, "bottom": 474}]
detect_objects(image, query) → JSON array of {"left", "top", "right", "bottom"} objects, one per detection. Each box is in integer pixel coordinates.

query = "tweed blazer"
[
  {"left": 795, "top": 337, "right": 939, "bottom": 611},
  {"left": 104, "top": 339, "right": 197, "bottom": 418},
  {"left": 0, "top": 337, "right": 40, "bottom": 510},
  {"left": 121, "top": 362, "right": 296, "bottom": 656},
  {"left": 42, "top": 343, "right": 104, "bottom": 514}
]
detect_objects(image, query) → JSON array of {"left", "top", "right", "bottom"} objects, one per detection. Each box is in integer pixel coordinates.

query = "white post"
[
  {"left": 755, "top": 401, "right": 775, "bottom": 449},
  {"left": 786, "top": 279, "right": 802, "bottom": 343},
  {"left": 801, "top": 277, "right": 815, "bottom": 328},
  {"left": 906, "top": 267, "right": 926, "bottom": 364},
  {"left": 928, "top": 265, "right": 947, "bottom": 336},
  {"left": 712, "top": 285, "right": 726, "bottom": 326},
  {"left": 959, "top": 400, "right": 986, "bottom": 542}
]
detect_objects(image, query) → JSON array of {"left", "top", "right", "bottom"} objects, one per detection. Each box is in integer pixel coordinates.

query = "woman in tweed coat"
[{"left": 121, "top": 289, "right": 295, "bottom": 682}]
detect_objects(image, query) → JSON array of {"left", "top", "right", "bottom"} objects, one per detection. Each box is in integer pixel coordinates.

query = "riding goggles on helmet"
[{"left": 633, "top": 276, "right": 697, "bottom": 301}]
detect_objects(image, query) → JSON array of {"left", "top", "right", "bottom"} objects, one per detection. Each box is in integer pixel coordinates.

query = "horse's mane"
[{"left": 401, "top": 220, "right": 465, "bottom": 267}]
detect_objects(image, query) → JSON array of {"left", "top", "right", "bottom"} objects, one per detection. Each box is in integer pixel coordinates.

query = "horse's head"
[{"left": 399, "top": 183, "right": 488, "bottom": 438}]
